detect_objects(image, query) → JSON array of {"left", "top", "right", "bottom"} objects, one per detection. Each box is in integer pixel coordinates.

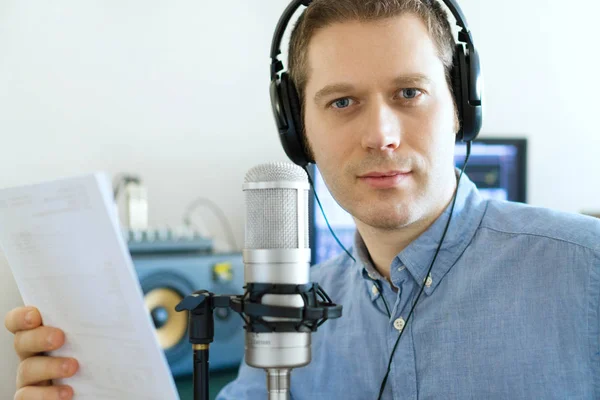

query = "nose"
[{"left": 360, "top": 99, "right": 402, "bottom": 153}]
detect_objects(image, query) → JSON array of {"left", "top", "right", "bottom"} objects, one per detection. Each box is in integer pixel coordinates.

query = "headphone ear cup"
[
  {"left": 279, "top": 73, "right": 312, "bottom": 166},
  {"left": 451, "top": 44, "right": 466, "bottom": 142},
  {"left": 283, "top": 74, "right": 304, "bottom": 137},
  {"left": 452, "top": 43, "right": 482, "bottom": 143}
]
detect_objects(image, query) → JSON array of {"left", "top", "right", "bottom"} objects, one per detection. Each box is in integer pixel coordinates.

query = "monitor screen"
[{"left": 308, "top": 138, "right": 527, "bottom": 265}]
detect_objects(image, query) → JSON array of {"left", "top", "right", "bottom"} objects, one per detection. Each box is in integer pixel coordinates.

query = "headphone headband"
[
  {"left": 270, "top": 0, "right": 475, "bottom": 75},
  {"left": 270, "top": 0, "right": 307, "bottom": 80}
]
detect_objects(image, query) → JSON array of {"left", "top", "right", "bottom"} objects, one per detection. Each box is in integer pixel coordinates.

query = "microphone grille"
[
  {"left": 244, "top": 162, "right": 309, "bottom": 249},
  {"left": 244, "top": 162, "right": 308, "bottom": 183}
]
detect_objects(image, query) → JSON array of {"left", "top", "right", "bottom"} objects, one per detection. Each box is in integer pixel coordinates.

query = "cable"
[
  {"left": 302, "top": 148, "right": 473, "bottom": 399},
  {"left": 182, "top": 197, "right": 239, "bottom": 251},
  {"left": 304, "top": 167, "right": 398, "bottom": 319},
  {"left": 376, "top": 141, "right": 472, "bottom": 399},
  {"left": 303, "top": 166, "right": 356, "bottom": 263},
  {"left": 374, "top": 280, "right": 392, "bottom": 318}
]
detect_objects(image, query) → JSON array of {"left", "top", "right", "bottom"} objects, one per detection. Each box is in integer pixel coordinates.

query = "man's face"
[{"left": 303, "top": 14, "right": 458, "bottom": 230}]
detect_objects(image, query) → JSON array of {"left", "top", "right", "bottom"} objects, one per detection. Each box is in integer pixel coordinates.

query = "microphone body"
[{"left": 242, "top": 162, "right": 312, "bottom": 399}]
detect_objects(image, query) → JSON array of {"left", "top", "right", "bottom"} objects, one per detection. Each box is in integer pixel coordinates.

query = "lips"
[
  {"left": 361, "top": 171, "right": 409, "bottom": 178},
  {"left": 358, "top": 171, "right": 412, "bottom": 189}
]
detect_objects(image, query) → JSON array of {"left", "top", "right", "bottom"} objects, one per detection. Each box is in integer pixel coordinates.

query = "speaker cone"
[{"left": 144, "top": 287, "right": 188, "bottom": 350}]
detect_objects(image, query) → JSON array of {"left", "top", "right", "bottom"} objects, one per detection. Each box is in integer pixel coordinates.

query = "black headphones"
[{"left": 269, "top": 0, "right": 483, "bottom": 167}]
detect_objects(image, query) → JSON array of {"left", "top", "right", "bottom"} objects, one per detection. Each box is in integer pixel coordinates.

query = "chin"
[
  {"left": 363, "top": 216, "right": 413, "bottom": 231},
  {"left": 353, "top": 206, "right": 416, "bottom": 231}
]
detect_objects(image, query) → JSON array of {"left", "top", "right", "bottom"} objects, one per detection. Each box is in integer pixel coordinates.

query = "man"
[{"left": 5, "top": 0, "right": 600, "bottom": 399}]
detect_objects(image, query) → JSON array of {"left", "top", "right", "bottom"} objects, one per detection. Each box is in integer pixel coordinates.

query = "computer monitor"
[{"left": 308, "top": 138, "right": 528, "bottom": 265}]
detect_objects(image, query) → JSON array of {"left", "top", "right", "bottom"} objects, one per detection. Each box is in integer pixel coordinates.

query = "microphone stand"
[
  {"left": 176, "top": 284, "right": 342, "bottom": 400},
  {"left": 193, "top": 344, "right": 210, "bottom": 400},
  {"left": 266, "top": 368, "right": 291, "bottom": 400},
  {"left": 176, "top": 290, "right": 216, "bottom": 400}
]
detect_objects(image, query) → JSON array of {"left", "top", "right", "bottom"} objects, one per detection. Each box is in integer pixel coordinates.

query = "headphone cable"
[
  {"left": 304, "top": 167, "right": 356, "bottom": 263},
  {"left": 376, "top": 141, "right": 471, "bottom": 399},
  {"left": 301, "top": 142, "right": 472, "bottom": 400}
]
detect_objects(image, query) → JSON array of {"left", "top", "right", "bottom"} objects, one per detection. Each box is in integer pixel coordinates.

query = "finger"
[
  {"left": 4, "top": 307, "right": 42, "bottom": 334},
  {"left": 14, "top": 326, "right": 65, "bottom": 360},
  {"left": 16, "top": 356, "right": 78, "bottom": 389},
  {"left": 14, "top": 384, "right": 74, "bottom": 400}
]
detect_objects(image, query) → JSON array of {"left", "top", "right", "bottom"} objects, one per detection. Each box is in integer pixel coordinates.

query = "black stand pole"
[
  {"left": 193, "top": 345, "right": 209, "bottom": 400},
  {"left": 175, "top": 290, "right": 215, "bottom": 400}
]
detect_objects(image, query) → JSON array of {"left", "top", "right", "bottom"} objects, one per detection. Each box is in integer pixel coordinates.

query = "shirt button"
[
  {"left": 371, "top": 285, "right": 379, "bottom": 295},
  {"left": 393, "top": 317, "right": 405, "bottom": 332},
  {"left": 368, "top": 273, "right": 377, "bottom": 280},
  {"left": 425, "top": 275, "right": 433, "bottom": 288},
  {"left": 397, "top": 265, "right": 406, "bottom": 272}
]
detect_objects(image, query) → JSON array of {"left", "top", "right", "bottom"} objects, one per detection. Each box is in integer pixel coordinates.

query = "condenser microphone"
[
  {"left": 242, "top": 161, "right": 313, "bottom": 399},
  {"left": 174, "top": 163, "right": 339, "bottom": 400}
]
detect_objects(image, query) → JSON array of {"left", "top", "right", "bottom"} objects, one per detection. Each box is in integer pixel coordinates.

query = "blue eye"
[
  {"left": 332, "top": 98, "right": 352, "bottom": 109},
  {"left": 400, "top": 89, "right": 421, "bottom": 99}
]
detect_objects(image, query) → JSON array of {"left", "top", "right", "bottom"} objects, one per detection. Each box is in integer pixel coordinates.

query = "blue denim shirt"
[{"left": 218, "top": 173, "right": 600, "bottom": 399}]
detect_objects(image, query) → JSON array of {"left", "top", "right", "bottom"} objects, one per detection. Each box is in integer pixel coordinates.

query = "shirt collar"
[{"left": 353, "top": 169, "right": 487, "bottom": 298}]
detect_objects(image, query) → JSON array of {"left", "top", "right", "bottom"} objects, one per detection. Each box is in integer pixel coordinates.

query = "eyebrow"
[
  {"left": 393, "top": 73, "right": 432, "bottom": 87},
  {"left": 313, "top": 83, "right": 355, "bottom": 104},
  {"left": 313, "top": 73, "right": 433, "bottom": 104}
]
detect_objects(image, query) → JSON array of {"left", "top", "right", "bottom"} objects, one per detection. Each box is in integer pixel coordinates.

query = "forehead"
[{"left": 305, "top": 14, "right": 445, "bottom": 90}]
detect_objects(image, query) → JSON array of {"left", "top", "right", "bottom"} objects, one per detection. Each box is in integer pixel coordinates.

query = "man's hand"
[{"left": 5, "top": 306, "right": 79, "bottom": 400}]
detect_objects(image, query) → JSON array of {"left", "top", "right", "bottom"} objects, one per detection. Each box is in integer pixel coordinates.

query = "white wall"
[
  {"left": 462, "top": 0, "right": 600, "bottom": 212},
  {"left": 1, "top": 0, "right": 599, "bottom": 397}
]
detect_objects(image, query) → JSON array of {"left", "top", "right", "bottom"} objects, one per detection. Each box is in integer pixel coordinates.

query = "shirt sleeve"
[{"left": 215, "top": 357, "right": 267, "bottom": 400}]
